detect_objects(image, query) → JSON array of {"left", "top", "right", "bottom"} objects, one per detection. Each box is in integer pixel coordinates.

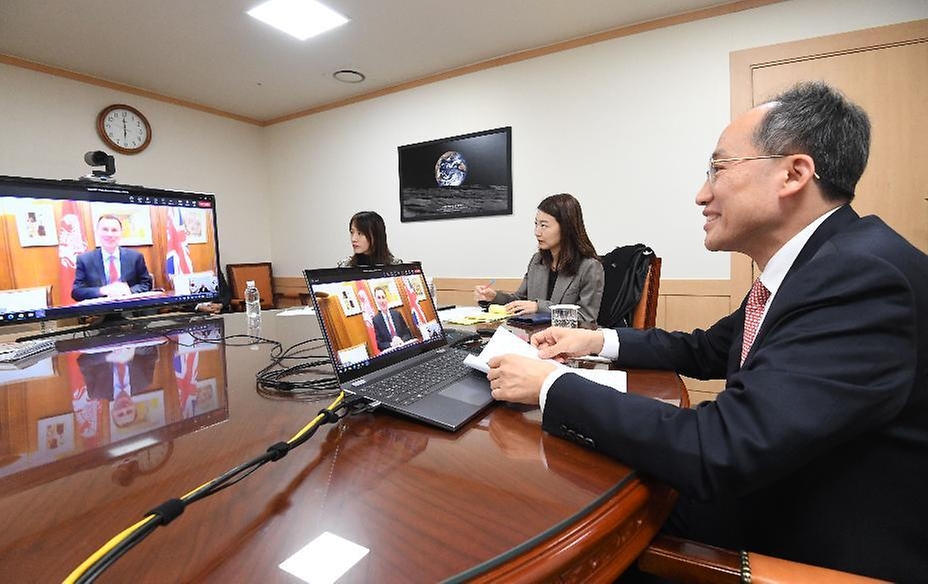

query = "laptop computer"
[{"left": 303, "top": 263, "right": 493, "bottom": 431}]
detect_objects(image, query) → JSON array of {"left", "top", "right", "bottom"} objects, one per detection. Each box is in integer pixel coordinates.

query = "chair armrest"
[
  {"left": 749, "top": 552, "right": 888, "bottom": 584},
  {"left": 638, "top": 535, "right": 740, "bottom": 584},
  {"left": 638, "top": 535, "right": 888, "bottom": 584}
]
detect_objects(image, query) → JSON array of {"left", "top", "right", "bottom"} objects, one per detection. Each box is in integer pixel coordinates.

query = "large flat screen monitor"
[{"left": 0, "top": 175, "right": 221, "bottom": 328}]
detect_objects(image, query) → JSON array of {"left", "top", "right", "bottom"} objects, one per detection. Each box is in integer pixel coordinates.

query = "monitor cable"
[{"left": 63, "top": 390, "right": 361, "bottom": 584}]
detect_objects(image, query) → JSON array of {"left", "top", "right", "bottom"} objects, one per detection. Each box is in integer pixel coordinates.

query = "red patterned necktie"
[
  {"left": 741, "top": 279, "right": 771, "bottom": 366},
  {"left": 116, "top": 363, "right": 128, "bottom": 391},
  {"left": 385, "top": 312, "right": 396, "bottom": 336},
  {"left": 108, "top": 255, "right": 119, "bottom": 284}
]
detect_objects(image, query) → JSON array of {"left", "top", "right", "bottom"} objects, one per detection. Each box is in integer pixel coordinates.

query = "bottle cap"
[{"left": 246, "top": 280, "right": 255, "bottom": 287}]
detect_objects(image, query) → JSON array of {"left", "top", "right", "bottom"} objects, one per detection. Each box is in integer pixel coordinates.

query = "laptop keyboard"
[
  {"left": 0, "top": 338, "right": 57, "bottom": 363},
  {"left": 362, "top": 349, "right": 472, "bottom": 406}
]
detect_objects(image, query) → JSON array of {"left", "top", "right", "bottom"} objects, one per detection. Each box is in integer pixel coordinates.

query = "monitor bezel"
[{"left": 0, "top": 174, "right": 222, "bottom": 328}]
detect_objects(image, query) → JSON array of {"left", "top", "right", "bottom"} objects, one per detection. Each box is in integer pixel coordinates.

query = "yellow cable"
[
  {"left": 63, "top": 516, "right": 157, "bottom": 584},
  {"left": 63, "top": 391, "right": 345, "bottom": 583}
]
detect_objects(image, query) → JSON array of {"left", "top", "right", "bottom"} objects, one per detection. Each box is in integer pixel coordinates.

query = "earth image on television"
[{"left": 434, "top": 151, "right": 467, "bottom": 186}]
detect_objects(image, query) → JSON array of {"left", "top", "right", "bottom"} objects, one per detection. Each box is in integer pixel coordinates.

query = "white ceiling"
[{"left": 0, "top": 0, "right": 735, "bottom": 124}]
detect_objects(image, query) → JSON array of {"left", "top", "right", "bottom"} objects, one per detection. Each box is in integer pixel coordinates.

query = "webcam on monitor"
[{"left": 82, "top": 150, "right": 116, "bottom": 183}]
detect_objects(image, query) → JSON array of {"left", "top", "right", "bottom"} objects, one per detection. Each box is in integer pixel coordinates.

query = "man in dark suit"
[
  {"left": 78, "top": 345, "right": 159, "bottom": 401},
  {"left": 486, "top": 82, "right": 928, "bottom": 582},
  {"left": 71, "top": 214, "right": 154, "bottom": 301},
  {"left": 371, "top": 285, "right": 412, "bottom": 350}
]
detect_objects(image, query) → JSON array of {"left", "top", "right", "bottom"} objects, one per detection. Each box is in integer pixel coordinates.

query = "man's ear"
[{"left": 780, "top": 154, "right": 816, "bottom": 197}]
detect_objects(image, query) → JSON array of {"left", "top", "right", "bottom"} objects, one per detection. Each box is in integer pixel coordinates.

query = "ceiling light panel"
[{"left": 247, "top": 0, "right": 349, "bottom": 41}]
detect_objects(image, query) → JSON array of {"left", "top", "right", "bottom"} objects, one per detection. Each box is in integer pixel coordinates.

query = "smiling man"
[
  {"left": 486, "top": 82, "right": 928, "bottom": 582},
  {"left": 71, "top": 214, "right": 153, "bottom": 301}
]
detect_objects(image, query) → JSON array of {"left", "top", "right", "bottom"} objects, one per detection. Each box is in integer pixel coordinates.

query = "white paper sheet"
[{"left": 464, "top": 326, "right": 626, "bottom": 392}]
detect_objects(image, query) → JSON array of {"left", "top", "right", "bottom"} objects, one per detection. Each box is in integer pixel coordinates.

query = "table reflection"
[{"left": 0, "top": 318, "right": 228, "bottom": 493}]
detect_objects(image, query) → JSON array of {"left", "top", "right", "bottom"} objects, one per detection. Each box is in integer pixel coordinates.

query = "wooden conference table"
[{"left": 0, "top": 311, "right": 688, "bottom": 582}]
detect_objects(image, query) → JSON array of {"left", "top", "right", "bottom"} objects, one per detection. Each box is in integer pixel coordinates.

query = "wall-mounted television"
[{"left": 0, "top": 175, "right": 221, "bottom": 331}]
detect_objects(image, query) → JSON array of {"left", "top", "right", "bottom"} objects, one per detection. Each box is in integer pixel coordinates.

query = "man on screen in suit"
[
  {"left": 371, "top": 285, "right": 413, "bottom": 350},
  {"left": 486, "top": 82, "right": 928, "bottom": 582},
  {"left": 71, "top": 214, "right": 153, "bottom": 301}
]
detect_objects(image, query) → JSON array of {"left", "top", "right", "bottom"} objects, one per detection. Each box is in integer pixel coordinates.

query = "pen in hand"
[{"left": 476, "top": 279, "right": 496, "bottom": 306}]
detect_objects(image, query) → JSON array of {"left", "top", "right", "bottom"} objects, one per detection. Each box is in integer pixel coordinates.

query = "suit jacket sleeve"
[
  {"left": 390, "top": 308, "right": 413, "bottom": 341},
  {"left": 543, "top": 249, "right": 918, "bottom": 501},
  {"left": 71, "top": 251, "right": 102, "bottom": 301},
  {"left": 124, "top": 250, "right": 153, "bottom": 294},
  {"left": 372, "top": 313, "right": 391, "bottom": 350},
  {"left": 493, "top": 255, "right": 534, "bottom": 305}
]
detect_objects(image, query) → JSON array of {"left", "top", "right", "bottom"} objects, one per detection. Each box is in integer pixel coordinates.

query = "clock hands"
[{"left": 122, "top": 117, "right": 127, "bottom": 142}]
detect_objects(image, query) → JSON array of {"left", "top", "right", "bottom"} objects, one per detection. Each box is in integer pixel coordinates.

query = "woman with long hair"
[
  {"left": 475, "top": 193, "right": 604, "bottom": 324},
  {"left": 337, "top": 211, "right": 403, "bottom": 267}
]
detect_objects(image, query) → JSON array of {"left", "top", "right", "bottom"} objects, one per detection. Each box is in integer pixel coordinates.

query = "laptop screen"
[{"left": 304, "top": 263, "right": 449, "bottom": 383}]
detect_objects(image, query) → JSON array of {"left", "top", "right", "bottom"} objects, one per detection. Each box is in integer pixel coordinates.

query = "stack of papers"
[{"left": 463, "top": 326, "right": 626, "bottom": 392}]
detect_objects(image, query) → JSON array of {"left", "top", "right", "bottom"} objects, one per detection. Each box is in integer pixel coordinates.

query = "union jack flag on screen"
[
  {"left": 166, "top": 207, "right": 193, "bottom": 278},
  {"left": 175, "top": 351, "right": 200, "bottom": 419}
]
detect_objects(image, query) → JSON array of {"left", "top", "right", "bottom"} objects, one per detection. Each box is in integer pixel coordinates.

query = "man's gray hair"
[{"left": 755, "top": 81, "right": 870, "bottom": 202}]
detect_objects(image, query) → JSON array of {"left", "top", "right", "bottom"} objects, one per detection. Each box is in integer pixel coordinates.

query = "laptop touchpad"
[{"left": 440, "top": 375, "right": 491, "bottom": 406}]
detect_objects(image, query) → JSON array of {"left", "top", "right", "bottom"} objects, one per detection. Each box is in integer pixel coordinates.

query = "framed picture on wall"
[
  {"left": 180, "top": 208, "right": 207, "bottom": 244},
  {"left": 369, "top": 278, "right": 402, "bottom": 308},
  {"left": 37, "top": 414, "right": 75, "bottom": 458},
  {"left": 12, "top": 199, "right": 59, "bottom": 247},
  {"left": 90, "top": 202, "right": 153, "bottom": 246},
  {"left": 337, "top": 284, "right": 361, "bottom": 316},
  {"left": 398, "top": 126, "right": 512, "bottom": 222}
]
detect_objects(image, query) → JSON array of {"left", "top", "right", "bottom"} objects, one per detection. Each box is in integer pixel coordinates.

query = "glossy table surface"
[{"left": 0, "top": 312, "right": 687, "bottom": 582}]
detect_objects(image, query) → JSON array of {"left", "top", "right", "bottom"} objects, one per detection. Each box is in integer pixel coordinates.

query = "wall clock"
[{"left": 97, "top": 104, "right": 152, "bottom": 154}]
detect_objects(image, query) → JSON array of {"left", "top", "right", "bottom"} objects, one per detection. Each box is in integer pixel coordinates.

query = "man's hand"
[
  {"left": 100, "top": 282, "right": 132, "bottom": 297},
  {"left": 486, "top": 354, "right": 556, "bottom": 405},
  {"left": 196, "top": 302, "right": 222, "bottom": 314},
  {"left": 531, "top": 328, "right": 605, "bottom": 362}
]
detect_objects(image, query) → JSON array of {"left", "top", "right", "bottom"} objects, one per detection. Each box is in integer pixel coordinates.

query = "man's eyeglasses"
[{"left": 706, "top": 154, "right": 820, "bottom": 183}]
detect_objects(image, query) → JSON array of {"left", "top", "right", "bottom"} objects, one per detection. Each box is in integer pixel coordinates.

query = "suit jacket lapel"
[
  {"left": 95, "top": 249, "right": 106, "bottom": 282},
  {"left": 551, "top": 271, "right": 575, "bottom": 304},
  {"left": 784, "top": 205, "right": 859, "bottom": 284},
  {"left": 745, "top": 205, "right": 860, "bottom": 364}
]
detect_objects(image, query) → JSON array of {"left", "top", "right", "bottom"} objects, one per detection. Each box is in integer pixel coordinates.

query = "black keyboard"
[{"left": 361, "top": 349, "right": 472, "bottom": 406}]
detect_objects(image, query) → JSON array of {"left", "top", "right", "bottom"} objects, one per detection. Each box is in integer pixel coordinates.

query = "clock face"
[{"left": 97, "top": 104, "right": 152, "bottom": 154}]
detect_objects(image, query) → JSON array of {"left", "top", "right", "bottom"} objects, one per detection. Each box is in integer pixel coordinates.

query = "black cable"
[{"left": 253, "top": 336, "right": 341, "bottom": 400}]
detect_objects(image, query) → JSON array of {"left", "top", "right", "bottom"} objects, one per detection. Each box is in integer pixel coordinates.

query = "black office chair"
[{"left": 597, "top": 244, "right": 659, "bottom": 329}]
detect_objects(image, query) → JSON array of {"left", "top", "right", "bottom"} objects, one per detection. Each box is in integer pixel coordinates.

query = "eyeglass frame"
[{"left": 706, "top": 154, "right": 821, "bottom": 183}]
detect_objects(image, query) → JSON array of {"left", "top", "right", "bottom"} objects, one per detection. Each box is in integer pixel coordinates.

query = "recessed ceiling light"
[
  {"left": 333, "top": 69, "right": 365, "bottom": 83},
  {"left": 247, "top": 0, "right": 349, "bottom": 41}
]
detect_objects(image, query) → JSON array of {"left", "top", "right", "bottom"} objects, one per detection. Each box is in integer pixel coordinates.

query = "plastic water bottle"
[{"left": 244, "top": 280, "right": 261, "bottom": 327}]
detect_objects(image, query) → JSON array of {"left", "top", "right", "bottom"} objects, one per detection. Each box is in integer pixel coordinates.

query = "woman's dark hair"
[
  {"left": 348, "top": 211, "right": 393, "bottom": 266},
  {"left": 536, "top": 193, "right": 598, "bottom": 276}
]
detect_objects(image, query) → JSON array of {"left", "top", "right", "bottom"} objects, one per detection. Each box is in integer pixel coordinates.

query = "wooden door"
[{"left": 730, "top": 19, "right": 928, "bottom": 296}]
